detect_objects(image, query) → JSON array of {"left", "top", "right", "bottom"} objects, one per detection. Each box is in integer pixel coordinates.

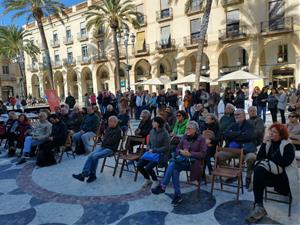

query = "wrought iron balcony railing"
[
  {"left": 260, "top": 16, "right": 293, "bottom": 35},
  {"left": 219, "top": 25, "right": 248, "bottom": 42}
]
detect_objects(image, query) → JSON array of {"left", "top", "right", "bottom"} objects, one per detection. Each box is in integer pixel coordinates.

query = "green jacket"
[{"left": 172, "top": 119, "right": 189, "bottom": 136}]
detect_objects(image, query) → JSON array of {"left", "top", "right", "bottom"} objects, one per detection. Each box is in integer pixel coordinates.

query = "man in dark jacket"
[
  {"left": 217, "top": 109, "right": 257, "bottom": 189},
  {"left": 73, "top": 106, "right": 100, "bottom": 154},
  {"left": 247, "top": 106, "right": 265, "bottom": 146},
  {"left": 65, "top": 93, "right": 76, "bottom": 109},
  {"left": 36, "top": 114, "right": 68, "bottom": 167},
  {"left": 72, "top": 116, "right": 122, "bottom": 183}
]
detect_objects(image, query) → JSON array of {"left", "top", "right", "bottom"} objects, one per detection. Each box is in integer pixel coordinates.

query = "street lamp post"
[{"left": 118, "top": 28, "right": 135, "bottom": 92}]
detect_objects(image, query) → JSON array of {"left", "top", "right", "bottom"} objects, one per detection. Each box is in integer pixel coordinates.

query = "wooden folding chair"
[
  {"left": 114, "top": 136, "right": 145, "bottom": 181},
  {"left": 100, "top": 135, "right": 127, "bottom": 174},
  {"left": 92, "top": 122, "right": 104, "bottom": 152},
  {"left": 57, "top": 130, "right": 75, "bottom": 163},
  {"left": 211, "top": 147, "right": 244, "bottom": 200}
]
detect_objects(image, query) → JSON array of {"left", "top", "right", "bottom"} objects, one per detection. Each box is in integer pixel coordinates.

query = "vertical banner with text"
[{"left": 45, "top": 89, "right": 60, "bottom": 112}]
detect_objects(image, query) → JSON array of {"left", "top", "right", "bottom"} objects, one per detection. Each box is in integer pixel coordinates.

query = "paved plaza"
[{"left": 0, "top": 119, "right": 299, "bottom": 225}]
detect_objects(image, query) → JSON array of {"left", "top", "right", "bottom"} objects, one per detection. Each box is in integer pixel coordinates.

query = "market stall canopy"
[
  {"left": 139, "top": 76, "right": 171, "bottom": 85},
  {"left": 217, "top": 70, "right": 262, "bottom": 82},
  {"left": 170, "top": 73, "right": 212, "bottom": 85}
]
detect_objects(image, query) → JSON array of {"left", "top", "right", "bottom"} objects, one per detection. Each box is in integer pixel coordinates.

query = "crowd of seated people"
[{"left": 0, "top": 86, "right": 299, "bottom": 224}]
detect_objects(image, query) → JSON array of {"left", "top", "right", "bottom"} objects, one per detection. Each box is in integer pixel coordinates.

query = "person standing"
[
  {"left": 97, "top": 91, "right": 103, "bottom": 112},
  {"left": 83, "top": 93, "right": 90, "bottom": 108},
  {"left": 234, "top": 88, "right": 246, "bottom": 109},
  {"left": 65, "top": 92, "right": 76, "bottom": 109},
  {"left": 289, "top": 83, "right": 300, "bottom": 115},
  {"left": 90, "top": 93, "right": 97, "bottom": 106},
  {"left": 276, "top": 87, "right": 287, "bottom": 124},
  {"left": 257, "top": 86, "right": 269, "bottom": 123},
  {"left": 267, "top": 88, "right": 278, "bottom": 123},
  {"left": 251, "top": 86, "right": 260, "bottom": 109}
]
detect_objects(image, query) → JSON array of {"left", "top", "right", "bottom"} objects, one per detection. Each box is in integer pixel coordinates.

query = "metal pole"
[{"left": 125, "top": 42, "right": 130, "bottom": 92}]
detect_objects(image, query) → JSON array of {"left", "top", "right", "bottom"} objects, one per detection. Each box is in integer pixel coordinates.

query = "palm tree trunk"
[
  {"left": 112, "top": 28, "right": 120, "bottom": 91},
  {"left": 17, "top": 61, "right": 27, "bottom": 98},
  {"left": 35, "top": 16, "right": 54, "bottom": 89},
  {"left": 194, "top": 0, "right": 212, "bottom": 89}
]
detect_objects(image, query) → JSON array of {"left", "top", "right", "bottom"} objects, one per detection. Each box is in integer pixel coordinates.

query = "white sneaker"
[
  {"left": 15, "top": 148, "right": 22, "bottom": 156},
  {"left": 142, "top": 179, "right": 153, "bottom": 188},
  {"left": 152, "top": 181, "right": 159, "bottom": 187}
]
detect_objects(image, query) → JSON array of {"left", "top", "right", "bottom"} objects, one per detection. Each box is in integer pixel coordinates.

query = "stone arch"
[
  {"left": 67, "top": 69, "right": 79, "bottom": 99},
  {"left": 81, "top": 67, "right": 93, "bottom": 95},
  {"left": 218, "top": 45, "right": 249, "bottom": 77},
  {"left": 184, "top": 51, "right": 210, "bottom": 77},
  {"left": 134, "top": 59, "right": 151, "bottom": 83},
  {"left": 31, "top": 74, "right": 40, "bottom": 98},
  {"left": 157, "top": 56, "right": 176, "bottom": 80},
  {"left": 43, "top": 73, "right": 51, "bottom": 91},
  {"left": 54, "top": 71, "right": 65, "bottom": 99},
  {"left": 96, "top": 65, "right": 110, "bottom": 91}
]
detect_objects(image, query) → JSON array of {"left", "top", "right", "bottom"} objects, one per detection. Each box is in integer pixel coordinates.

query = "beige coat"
[
  {"left": 289, "top": 94, "right": 300, "bottom": 114},
  {"left": 287, "top": 122, "right": 300, "bottom": 145}
]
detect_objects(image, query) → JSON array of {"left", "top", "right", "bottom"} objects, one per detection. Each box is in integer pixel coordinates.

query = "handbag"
[
  {"left": 141, "top": 151, "right": 160, "bottom": 163},
  {"left": 170, "top": 136, "right": 181, "bottom": 146},
  {"left": 173, "top": 155, "right": 196, "bottom": 170}
]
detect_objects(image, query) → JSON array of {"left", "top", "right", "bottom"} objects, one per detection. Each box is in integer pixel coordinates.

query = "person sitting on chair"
[
  {"left": 36, "top": 114, "right": 68, "bottom": 167},
  {"left": 137, "top": 117, "right": 170, "bottom": 188},
  {"left": 72, "top": 116, "right": 122, "bottom": 183},
  {"left": 73, "top": 106, "right": 100, "bottom": 155},
  {"left": 246, "top": 124, "right": 299, "bottom": 223},
  {"left": 17, "top": 112, "right": 52, "bottom": 164},
  {"left": 118, "top": 108, "right": 130, "bottom": 134},
  {"left": 217, "top": 109, "right": 257, "bottom": 189},
  {"left": 287, "top": 112, "right": 300, "bottom": 150},
  {"left": 151, "top": 121, "right": 207, "bottom": 205}
]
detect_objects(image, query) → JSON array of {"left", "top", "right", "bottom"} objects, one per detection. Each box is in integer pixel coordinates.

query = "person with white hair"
[
  {"left": 17, "top": 112, "right": 52, "bottom": 164},
  {"left": 152, "top": 121, "right": 207, "bottom": 205},
  {"left": 72, "top": 116, "right": 122, "bottom": 183},
  {"left": 219, "top": 103, "right": 235, "bottom": 136}
]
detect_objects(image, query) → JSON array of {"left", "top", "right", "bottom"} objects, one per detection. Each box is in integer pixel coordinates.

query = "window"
[
  {"left": 67, "top": 47, "right": 73, "bottom": 62},
  {"left": 42, "top": 53, "right": 47, "bottom": 64},
  {"left": 190, "top": 18, "right": 201, "bottom": 42},
  {"left": 66, "top": 27, "right": 72, "bottom": 39},
  {"left": 136, "top": 31, "right": 146, "bottom": 51},
  {"left": 160, "top": 0, "right": 170, "bottom": 18},
  {"left": 2, "top": 65, "right": 9, "bottom": 75},
  {"left": 80, "top": 22, "right": 86, "bottom": 36},
  {"left": 81, "top": 45, "right": 88, "bottom": 58},
  {"left": 160, "top": 26, "right": 171, "bottom": 47},
  {"left": 31, "top": 57, "right": 37, "bottom": 65},
  {"left": 54, "top": 50, "right": 60, "bottom": 63},
  {"left": 190, "top": 0, "right": 202, "bottom": 12},
  {"left": 53, "top": 31, "right": 58, "bottom": 42},
  {"left": 98, "top": 40, "right": 105, "bottom": 57},
  {"left": 226, "top": 10, "right": 240, "bottom": 35},
  {"left": 269, "top": 0, "right": 284, "bottom": 30},
  {"left": 278, "top": 44, "right": 288, "bottom": 62},
  {"left": 136, "top": 4, "right": 144, "bottom": 24}
]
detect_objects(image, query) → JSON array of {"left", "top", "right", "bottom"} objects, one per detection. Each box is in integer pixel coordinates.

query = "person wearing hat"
[
  {"left": 152, "top": 121, "right": 207, "bottom": 205},
  {"left": 137, "top": 117, "right": 170, "bottom": 188}
]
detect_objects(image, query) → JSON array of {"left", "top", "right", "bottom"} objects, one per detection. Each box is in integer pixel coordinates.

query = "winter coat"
[
  {"left": 287, "top": 122, "right": 300, "bottom": 145},
  {"left": 267, "top": 94, "right": 278, "bottom": 110},
  {"left": 247, "top": 116, "right": 265, "bottom": 146},
  {"left": 234, "top": 91, "right": 245, "bottom": 109},
  {"left": 51, "top": 120, "right": 68, "bottom": 146},
  {"left": 219, "top": 113, "right": 235, "bottom": 134},
  {"left": 148, "top": 128, "right": 170, "bottom": 165},
  {"left": 31, "top": 121, "right": 52, "bottom": 141},
  {"left": 80, "top": 113, "right": 100, "bottom": 133},
  {"left": 65, "top": 96, "right": 76, "bottom": 108},
  {"left": 289, "top": 93, "right": 300, "bottom": 114},
  {"left": 276, "top": 93, "right": 287, "bottom": 110},
  {"left": 176, "top": 133, "right": 207, "bottom": 182},
  {"left": 135, "top": 118, "right": 152, "bottom": 138},
  {"left": 102, "top": 126, "right": 122, "bottom": 151},
  {"left": 257, "top": 92, "right": 268, "bottom": 107}
]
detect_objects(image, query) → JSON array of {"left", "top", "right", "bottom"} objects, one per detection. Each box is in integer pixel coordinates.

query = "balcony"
[
  {"left": 63, "top": 58, "right": 76, "bottom": 67},
  {"left": 50, "top": 40, "right": 60, "bottom": 48},
  {"left": 155, "top": 39, "right": 176, "bottom": 53},
  {"left": 92, "top": 53, "right": 108, "bottom": 63},
  {"left": 186, "top": 2, "right": 204, "bottom": 16},
  {"left": 260, "top": 17, "right": 294, "bottom": 36},
  {"left": 156, "top": 8, "right": 173, "bottom": 23},
  {"left": 0, "top": 74, "right": 16, "bottom": 81},
  {"left": 219, "top": 25, "right": 248, "bottom": 43},
  {"left": 77, "top": 56, "right": 91, "bottom": 65},
  {"left": 133, "top": 44, "right": 150, "bottom": 57},
  {"left": 137, "top": 15, "right": 147, "bottom": 27},
  {"left": 53, "top": 61, "right": 62, "bottom": 69},
  {"left": 77, "top": 32, "right": 89, "bottom": 42},
  {"left": 183, "top": 35, "right": 207, "bottom": 49},
  {"left": 221, "top": 0, "right": 244, "bottom": 7},
  {"left": 39, "top": 62, "right": 49, "bottom": 70},
  {"left": 28, "top": 64, "right": 39, "bottom": 72},
  {"left": 63, "top": 36, "right": 73, "bottom": 45}
]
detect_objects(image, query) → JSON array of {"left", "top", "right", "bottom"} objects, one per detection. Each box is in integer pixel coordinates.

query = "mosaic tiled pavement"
[{"left": 0, "top": 119, "right": 299, "bottom": 225}]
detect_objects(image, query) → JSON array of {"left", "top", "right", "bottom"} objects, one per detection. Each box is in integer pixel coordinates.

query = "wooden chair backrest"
[
  {"left": 125, "top": 136, "right": 145, "bottom": 155},
  {"left": 215, "top": 146, "right": 244, "bottom": 171}
]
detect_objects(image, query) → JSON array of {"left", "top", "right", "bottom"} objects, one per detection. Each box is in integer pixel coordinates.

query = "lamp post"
[
  {"left": 118, "top": 28, "right": 135, "bottom": 92},
  {"left": 12, "top": 53, "right": 27, "bottom": 98}
]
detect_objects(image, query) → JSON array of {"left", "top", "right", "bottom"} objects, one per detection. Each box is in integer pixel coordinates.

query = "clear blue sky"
[{"left": 0, "top": 0, "right": 84, "bottom": 27}]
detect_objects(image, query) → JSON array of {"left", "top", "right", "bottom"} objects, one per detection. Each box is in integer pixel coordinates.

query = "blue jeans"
[
  {"left": 135, "top": 106, "right": 142, "bottom": 120},
  {"left": 73, "top": 131, "right": 95, "bottom": 152},
  {"left": 258, "top": 106, "right": 266, "bottom": 123},
  {"left": 82, "top": 147, "right": 113, "bottom": 177},
  {"left": 23, "top": 136, "right": 45, "bottom": 154},
  {"left": 161, "top": 161, "right": 184, "bottom": 196}
]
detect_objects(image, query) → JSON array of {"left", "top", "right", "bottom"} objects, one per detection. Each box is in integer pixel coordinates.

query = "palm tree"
[
  {"left": 0, "top": 25, "right": 40, "bottom": 97},
  {"left": 3, "top": 0, "right": 67, "bottom": 89},
  {"left": 171, "top": 0, "right": 213, "bottom": 89},
  {"left": 86, "top": 0, "right": 142, "bottom": 91}
]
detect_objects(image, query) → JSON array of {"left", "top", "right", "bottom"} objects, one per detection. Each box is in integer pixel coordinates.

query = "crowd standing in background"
[{"left": 0, "top": 83, "right": 299, "bottom": 223}]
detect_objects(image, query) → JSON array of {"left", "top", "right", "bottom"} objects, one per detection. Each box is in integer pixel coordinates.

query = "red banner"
[{"left": 45, "top": 89, "right": 60, "bottom": 112}]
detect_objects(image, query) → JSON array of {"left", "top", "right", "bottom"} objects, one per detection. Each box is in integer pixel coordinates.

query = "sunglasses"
[
  {"left": 176, "top": 114, "right": 182, "bottom": 117},
  {"left": 288, "top": 115, "right": 296, "bottom": 118}
]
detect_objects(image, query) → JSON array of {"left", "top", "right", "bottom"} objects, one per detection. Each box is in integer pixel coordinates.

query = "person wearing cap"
[
  {"left": 137, "top": 117, "right": 170, "bottom": 188},
  {"left": 152, "top": 121, "right": 207, "bottom": 205}
]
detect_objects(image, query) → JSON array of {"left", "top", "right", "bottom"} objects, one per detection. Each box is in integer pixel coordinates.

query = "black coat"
[
  {"left": 52, "top": 120, "right": 68, "bottom": 146},
  {"left": 102, "top": 126, "right": 122, "bottom": 151},
  {"left": 65, "top": 96, "right": 76, "bottom": 108}
]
